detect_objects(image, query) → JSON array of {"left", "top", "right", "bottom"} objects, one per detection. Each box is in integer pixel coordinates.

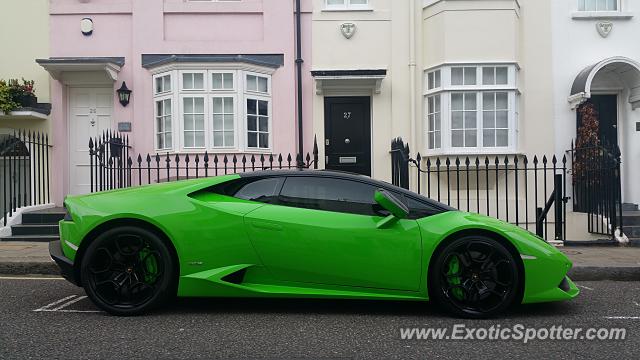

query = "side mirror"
[{"left": 374, "top": 189, "right": 409, "bottom": 228}]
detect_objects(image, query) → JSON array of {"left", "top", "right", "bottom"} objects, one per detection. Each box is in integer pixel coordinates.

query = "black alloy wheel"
[
  {"left": 430, "top": 235, "right": 520, "bottom": 318},
  {"left": 81, "top": 226, "right": 176, "bottom": 316}
]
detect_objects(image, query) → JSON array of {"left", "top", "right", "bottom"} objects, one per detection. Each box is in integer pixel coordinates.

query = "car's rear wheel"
[
  {"left": 80, "top": 226, "right": 176, "bottom": 316},
  {"left": 430, "top": 235, "right": 520, "bottom": 318}
]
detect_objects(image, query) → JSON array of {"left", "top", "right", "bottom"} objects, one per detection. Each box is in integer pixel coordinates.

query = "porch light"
[{"left": 116, "top": 81, "right": 132, "bottom": 107}]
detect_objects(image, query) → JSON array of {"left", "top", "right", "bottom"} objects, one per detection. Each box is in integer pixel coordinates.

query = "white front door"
[{"left": 69, "top": 87, "right": 113, "bottom": 195}]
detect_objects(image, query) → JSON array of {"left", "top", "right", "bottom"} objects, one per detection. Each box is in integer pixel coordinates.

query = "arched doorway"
[{"left": 569, "top": 56, "right": 640, "bottom": 208}]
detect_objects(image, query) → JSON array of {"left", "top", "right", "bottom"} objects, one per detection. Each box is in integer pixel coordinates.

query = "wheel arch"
[
  {"left": 427, "top": 228, "right": 525, "bottom": 304},
  {"left": 73, "top": 218, "right": 180, "bottom": 287}
]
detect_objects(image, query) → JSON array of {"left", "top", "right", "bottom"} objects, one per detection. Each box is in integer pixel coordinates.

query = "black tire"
[
  {"left": 430, "top": 235, "right": 520, "bottom": 318},
  {"left": 81, "top": 226, "right": 176, "bottom": 316}
]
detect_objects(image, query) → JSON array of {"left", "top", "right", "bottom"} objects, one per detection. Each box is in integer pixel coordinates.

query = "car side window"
[
  {"left": 233, "top": 178, "right": 282, "bottom": 204},
  {"left": 279, "top": 177, "right": 388, "bottom": 216},
  {"left": 404, "top": 196, "right": 440, "bottom": 219}
]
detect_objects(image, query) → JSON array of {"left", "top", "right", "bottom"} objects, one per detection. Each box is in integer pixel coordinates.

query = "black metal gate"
[{"left": 568, "top": 142, "right": 623, "bottom": 237}]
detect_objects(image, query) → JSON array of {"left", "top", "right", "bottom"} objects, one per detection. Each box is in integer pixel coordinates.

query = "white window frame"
[
  {"left": 179, "top": 70, "right": 207, "bottom": 92},
  {"left": 423, "top": 63, "right": 519, "bottom": 155},
  {"left": 151, "top": 67, "right": 274, "bottom": 153},
  {"left": 426, "top": 94, "right": 441, "bottom": 150},
  {"left": 154, "top": 73, "right": 172, "bottom": 95},
  {"left": 179, "top": 94, "right": 208, "bottom": 150},
  {"left": 324, "top": 0, "right": 371, "bottom": 11},
  {"left": 245, "top": 94, "right": 272, "bottom": 150},
  {"left": 245, "top": 71, "right": 271, "bottom": 95},
  {"left": 154, "top": 95, "right": 174, "bottom": 151},
  {"left": 211, "top": 95, "right": 238, "bottom": 149},
  {"left": 577, "top": 0, "right": 620, "bottom": 12}
]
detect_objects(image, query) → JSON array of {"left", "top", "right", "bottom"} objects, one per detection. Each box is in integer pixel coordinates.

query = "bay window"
[
  {"left": 325, "top": 0, "right": 369, "bottom": 10},
  {"left": 424, "top": 64, "right": 519, "bottom": 154},
  {"left": 152, "top": 68, "right": 273, "bottom": 152}
]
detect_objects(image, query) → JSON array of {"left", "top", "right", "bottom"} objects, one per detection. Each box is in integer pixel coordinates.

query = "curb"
[{"left": 0, "top": 261, "right": 639, "bottom": 281}]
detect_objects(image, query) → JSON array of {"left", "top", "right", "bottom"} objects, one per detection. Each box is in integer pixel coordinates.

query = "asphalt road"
[{"left": 0, "top": 277, "right": 639, "bottom": 360}]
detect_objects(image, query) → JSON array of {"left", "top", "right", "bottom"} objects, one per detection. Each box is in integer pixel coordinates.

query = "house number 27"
[{"left": 343, "top": 112, "right": 352, "bottom": 119}]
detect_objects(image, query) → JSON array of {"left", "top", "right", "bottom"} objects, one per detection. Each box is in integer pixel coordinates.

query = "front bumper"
[{"left": 49, "top": 240, "right": 80, "bottom": 286}]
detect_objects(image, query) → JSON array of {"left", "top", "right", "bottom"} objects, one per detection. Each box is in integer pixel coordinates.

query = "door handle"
[{"left": 251, "top": 221, "right": 283, "bottom": 231}]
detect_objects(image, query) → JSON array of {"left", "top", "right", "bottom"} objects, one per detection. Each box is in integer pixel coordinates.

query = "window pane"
[
  {"left": 452, "top": 112, "right": 463, "bottom": 129},
  {"left": 578, "top": 0, "right": 585, "bottom": 11},
  {"left": 224, "top": 97, "right": 234, "bottom": 113},
  {"left": 435, "top": 112, "right": 441, "bottom": 130},
  {"left": 195, "top": 131, "right": 205, "bottom": 147},
  {"left": 194, "top": 98, "right": 204, "bottom": 113},
  {"left": 259, "top": 133, "right": 269, "bottom": 148},
  {"left": 465, "top": 111, "right": 477, "bottom": 128},
  {"left": 585, "top": 0, "right": 596, "bottom": 10},
  {"left": 465, "top": 130, "right": 477, "bottom": 147},
  {"left": 184, "top": 115, "right": 194, "bottom": 130},
  {"left": 428, "top": 133, "right": 435, "bottom": 149},
  {"left": 258, "top": 77, "right": 268, "bottom": 93},
  {"left": 258, "top": 100, "right": 268, "bottom": 116},
  {"left": 166, "top": 133, "right": 172, "bottom": 148},
  {"left": 259, "top": 117, "right": 268, "bottom": 132},
  {"left": 483, "top": 67, "right": 495, "bottom": 85},
  {"left": 184, "top": 133, "right": 194, "bottom": 147},
  {"left": 165, "top": 99, "right": 171, "bottom": 113},
  {"left": 496, "top": 92, "right": 508, "bottom": 109},
  {"left": 213, "top": 132, "right": 223, "bottom": 147},
  {"left": 183, "top": 74, "right": 194, "bottom": 89},
  {"left": 496, "top": 67, "right": 508, "bottom": 85},
  {"left": 483, "top": 111, "right": 496, "bottom": 128},
  {"left": 248, "top": 133, "right": 258, "bottom": 148},
  {"left": 464, "top": 93, "right": 476, "bottom": 110},
  {"left": 223, "top": 74, "right": 234, "bottom": 89},
  {"left": 452, "top": 130, "right": 464, "bottom": 147},
  {"left": 350, "top": 0, "right": 368, "bottom": 5},
  {"left": 163, "top": 76, "right": 171, "bottom": 92},
  {"left": 451, "top": 68, "right": 463, "bottom": 86},
  {"left": 155, "top": 77, "right": 163, "bottom": 93},
  {"left": 247, "top": 99, "right": 257, "bottom": 114},
  {"left": 247, "top": 75, "right": 257, "bottom": 91},
  {"left": 428, "top": 72, "right": 434, "bottom": 89},
  {"left": 483, "top": 130, "right": 496, "bottom": 147},
  {"left": 497, "top": 130, "right": 509, "bottom": 146},
  {"left": 165, "top": 116, "right": 171, "bottom": 131},
  {"left": 435, "top": 131, "right": 441, "bottom": 148},
  {"left": 194, "top": 74, "right": 204, "bottom": 89},
  {"left": 451, "top": 93, "right": 463, "bottom": 110},
  {"left": 224, "top": 131, "right": 234, "bottom": 146},
  {"left": 212, "top": 73, "right": 223, "bottom": 89},
  {"left": 435, "top": 70, "right": 441, "bottom": 88},
  {"left": 224, "top": 114, "right": 234, "bottom": 130},
  {"left": 483, "top": 93, "right": 495, "bottom": 110},
  {"left": 464, "top": 67, "right": 476, "bottom": 85},
  {"left": 184, "top": 98, "right": 194, "bottom": 113},
  {"left": 327, "top": 0, "right": 346, "bottom": 5},
  {"left": 247, "top": 115, "right": 257, "bottom": 131},
  {"left": 496, "top": 111, "right": 509, "bottom": 128},
  {"left": 608, "top": 0, "right": 617, "bottom": 10},
  {"left": 435, "top": 94, "right": 441, "bottom": 109},
  {"left": 213, "top": 115, "right": 223, "bottom": 130},
  {"left": 598, "top": 0, "right": 607, "bottom": 10},
  {"left": 213, "top": 98, "right": 223, "bottom": 113}
]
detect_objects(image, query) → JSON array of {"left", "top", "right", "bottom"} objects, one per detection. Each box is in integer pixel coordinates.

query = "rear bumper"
[{"left": 49, "top": 240, "right": 80, "bottom": 286}]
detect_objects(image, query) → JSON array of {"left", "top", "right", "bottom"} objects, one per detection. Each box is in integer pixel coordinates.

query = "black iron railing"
[
  {"left": 390, "top": 138, "right": 568, "bottom": 242},
  {"left": 1, "top": 130, "right": 52, "bottom": 226},
  {"left": 89, "top": 131, "right": 319, "bottom": 192},
  {"left": 567, "top": 142, "right": 623, "bottom": 237}
]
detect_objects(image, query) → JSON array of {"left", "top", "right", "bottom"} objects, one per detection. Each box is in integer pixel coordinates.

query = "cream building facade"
[{"left": 311, "top": 0, "right": 638, "bottom": 242}]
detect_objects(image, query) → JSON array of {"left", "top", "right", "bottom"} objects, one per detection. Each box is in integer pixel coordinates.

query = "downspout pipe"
[{"left": 295, "top": 0, "right": 304, "bottom": 166}]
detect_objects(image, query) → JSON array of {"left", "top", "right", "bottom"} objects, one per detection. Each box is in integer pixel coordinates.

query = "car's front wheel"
[
  {"left": 430, "top": 235, "right": 520, "bottom": 318},
  {"left": 81, "top": 226, "right": 176, "bottom": 316}
]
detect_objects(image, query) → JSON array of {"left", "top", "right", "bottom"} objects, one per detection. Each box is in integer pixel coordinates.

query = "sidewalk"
[{"left": 0, "top": 241, "right": 639, "bottom": 281}]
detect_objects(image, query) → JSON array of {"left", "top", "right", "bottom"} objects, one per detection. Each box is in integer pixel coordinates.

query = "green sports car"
[{"left": 50, "top": 170, "right": 578, "bottom": 317}]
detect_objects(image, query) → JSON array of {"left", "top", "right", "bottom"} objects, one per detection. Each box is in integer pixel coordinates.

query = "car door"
[{"left": 243, "top": 175, "right": 423, "bottom": 291}]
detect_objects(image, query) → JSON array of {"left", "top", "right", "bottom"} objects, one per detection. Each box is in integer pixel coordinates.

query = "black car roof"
[{"left": 238, "top": 169, "right": 455, "bottom": 211}]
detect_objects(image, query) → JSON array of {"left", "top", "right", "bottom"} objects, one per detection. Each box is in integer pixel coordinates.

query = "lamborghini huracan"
[{"left": 50, "top": 170, "right": 578, "bottom": 317}]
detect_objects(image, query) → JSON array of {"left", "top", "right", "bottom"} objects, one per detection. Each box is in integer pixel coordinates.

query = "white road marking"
[
  {"left": 0, "top": 276, "right": 64, "bottom": 280},
  {"left": 577, "top": 285, "right": 594, "bottom": 291},
  {"left": 604, "top": 316, "right": 640, "bottom": 320},
  {"left": 50, "top": 295, "right": 88, "bottom": 311},
  {"left": 33, "top": 295, "right": 77, "bottom": 312},
  {"left": 37, "top": 309, "right": 102, "bottom": 313}
]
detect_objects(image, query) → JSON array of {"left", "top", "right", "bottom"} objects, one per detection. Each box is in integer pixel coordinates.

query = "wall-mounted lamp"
[{"left": 116, "top": 82, "right": 132, "bottom": 107}]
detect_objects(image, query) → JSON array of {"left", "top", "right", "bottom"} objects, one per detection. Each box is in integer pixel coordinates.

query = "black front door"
[
  {"left": 324, "top": 97, "right": 371, "bottom": 176},
  {"left": 578, "top": 95, "right": 618, "bottom": 149}
]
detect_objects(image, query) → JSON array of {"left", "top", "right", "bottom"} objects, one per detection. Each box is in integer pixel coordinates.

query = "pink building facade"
[{"left": 40, "top": 0, "right": 313, "bottom": 204}]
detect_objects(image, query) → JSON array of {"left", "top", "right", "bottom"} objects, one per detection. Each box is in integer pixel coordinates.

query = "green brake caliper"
[
  {"left": 447, "top": 256, "right": 464, "bottom": 300},
  {"left": 138, "top": 248, "right": 159, "bottom": 283}
]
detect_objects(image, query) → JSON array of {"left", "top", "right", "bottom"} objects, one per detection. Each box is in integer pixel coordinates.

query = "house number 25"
[{"left": 343, "top": 112, "right": 352, "bottom": 119}]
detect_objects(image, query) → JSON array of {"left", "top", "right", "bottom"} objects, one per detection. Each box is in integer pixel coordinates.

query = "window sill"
[
  {"left": 421, "top": 149, "right": 520, "bottom": 159},
  {"left": 571, "top": 11, "right": 633, "bottom": 20},
  {"left": 321, "top": 8, "right": 373, "bottom": 12}
]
